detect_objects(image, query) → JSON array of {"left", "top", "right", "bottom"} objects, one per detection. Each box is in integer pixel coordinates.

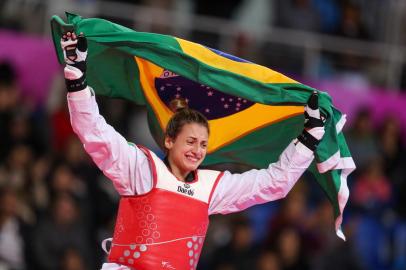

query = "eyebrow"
[{"left": 187, "top": 136, "right": 207, "bottom": 143}]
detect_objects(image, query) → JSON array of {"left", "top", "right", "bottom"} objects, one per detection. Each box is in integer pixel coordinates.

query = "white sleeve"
[
  {"left": 67, "top": 87, "right": 153, "bottom": 195},
  {"left": 208, "top": 141, "right": 314, "bottom": 215}
]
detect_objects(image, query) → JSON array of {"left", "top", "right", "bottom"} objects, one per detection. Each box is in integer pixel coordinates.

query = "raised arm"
[
  {"left": 61, "top": 32, "right": 153, "bottom": 195},
  {"left": 209, "top": 92, "right": 325, "bottom": 214}
]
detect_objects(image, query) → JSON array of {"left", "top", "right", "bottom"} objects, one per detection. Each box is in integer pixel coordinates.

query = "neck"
[{"left": 165, "top": 157, "right": 189, "bottom": 181}]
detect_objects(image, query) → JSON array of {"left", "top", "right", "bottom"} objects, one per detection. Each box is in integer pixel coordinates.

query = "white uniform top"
[{"left": 67, "top": 88, "right": 314, "bottom": 270}]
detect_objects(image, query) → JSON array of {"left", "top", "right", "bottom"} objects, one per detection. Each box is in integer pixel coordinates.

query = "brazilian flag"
[{"left": 51, "top": 13, "right": 355, "bottom": 240}]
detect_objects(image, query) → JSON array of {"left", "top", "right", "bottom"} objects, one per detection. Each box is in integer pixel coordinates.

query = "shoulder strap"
[{"left": 135, "top": 145, "right": 159, "bottom": 188}]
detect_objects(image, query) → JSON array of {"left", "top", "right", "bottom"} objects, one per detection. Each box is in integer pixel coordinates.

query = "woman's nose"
[
  {"left": 192, "top": 144, "right": 203, "bottom": 155},
  {"left": 192, "top": 144, "right": 200, "bottom": 153}
]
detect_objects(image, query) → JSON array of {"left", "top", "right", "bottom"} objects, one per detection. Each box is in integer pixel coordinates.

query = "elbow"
[
  {"left": 270, "top": 185, "right": 289, "bottom": 199},
  {"left": 266, "top": 178, "right": 296, "bottom": 200},
  {"left": 268, "top": 166, "right": 303, "bottom": 198},
  {"left": 264, "top": 171, "right": 293, "bottom": 200},
  {"left": 280, "top": 175, "right": 301, "bottom": 199},
  {"left": 280, "top": 188, "right": 290, "bottom": 199}
]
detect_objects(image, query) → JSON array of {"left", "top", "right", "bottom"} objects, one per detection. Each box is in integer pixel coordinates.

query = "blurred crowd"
[
  {"left": 1, "top": 1, "right": 406, "bottom": 270},
  {"left": 1, "top": 0, "right": 406, "bottom": 90}
]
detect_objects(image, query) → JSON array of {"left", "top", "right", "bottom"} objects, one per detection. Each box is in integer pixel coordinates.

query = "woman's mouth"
[{"left": 185, "top": 155, "right": 200, "bottom": 163}]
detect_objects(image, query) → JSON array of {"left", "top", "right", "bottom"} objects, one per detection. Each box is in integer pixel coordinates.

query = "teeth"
[{"left": 186, "top": 156, "right": 199, "bottom": 162}]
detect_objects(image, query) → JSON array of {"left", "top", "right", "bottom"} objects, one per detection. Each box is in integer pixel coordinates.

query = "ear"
[{"left": 164, "top": 136, "right": 174, "bottom": 150}]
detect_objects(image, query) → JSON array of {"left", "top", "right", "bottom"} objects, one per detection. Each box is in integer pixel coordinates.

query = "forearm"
[{"left": 208, "top": 141, "right": 313, "bottom": 215}]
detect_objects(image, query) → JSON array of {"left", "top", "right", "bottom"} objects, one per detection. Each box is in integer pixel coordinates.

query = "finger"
[
  {"left": 72, "top": 32, "right": 77, "bottom": 40},
  {"left": 62, "top": 32, "right": 70, "bottom": 41},
  {"left": 62, "top": 32, "right": 72, "bottom": 42}
]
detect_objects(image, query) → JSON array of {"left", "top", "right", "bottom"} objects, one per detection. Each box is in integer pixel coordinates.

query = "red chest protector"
[{"left": 107, "top": 146, "right": 223, "bottom": 270}]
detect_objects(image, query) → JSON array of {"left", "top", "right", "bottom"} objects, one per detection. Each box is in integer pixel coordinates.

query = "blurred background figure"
[
  {"left": 273, "top": 227, "right": 309, "bottom": 270},
  {"left": 60, "top": 248, "right": 87, "bottom": 270},
  {"left": 0, "top": 62, "right": 20, "bottom": 162},
  {"left": 0, "top": 188, "right": 31, "bottom": 270},
  {"left": 346, "top": 107, "right": 380, "bottom": 172},
  {"left": 31, "top": 193, "right": 93, "bottom": 270},
  {"left": 1, "top": 0, "right": 406, "bottom": 269},
  {"left": 256, "top": 249, "right": 281, "bottom": 270},
  {"left": 352, "top": 157, "right": 392, "bottom": 216},
  {"left": 210, "top": 216, "right": 257, "bottom": 270}
]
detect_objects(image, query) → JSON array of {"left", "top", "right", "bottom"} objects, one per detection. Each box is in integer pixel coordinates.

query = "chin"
[
  {"left": 185, "top": 164, "right": 199, "bottom": 172},
  {"left": 183, "top": 161, "right": 201, "bottom": 171}
]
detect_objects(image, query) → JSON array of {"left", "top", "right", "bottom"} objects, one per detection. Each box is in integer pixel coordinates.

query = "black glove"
[
  {"left": 61, "top": 32, "right": 88, "bottom": 92},
  {"left": 296, "top": 91, "right": 325, "bottom": 151}
]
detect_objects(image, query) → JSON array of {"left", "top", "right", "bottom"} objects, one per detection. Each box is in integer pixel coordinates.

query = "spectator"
[
  {"left": 60, "top": 248, "right": 87, "bottom": 270},
  {"left": 352, "top": 158, "right": 392, "bottom": 215},
  {"left": 0, "top": 62, "right": 20, "bottom": 162},
  {"left": 0, "top": 144, "right": 33, "bottom": 192},
  {"left": 303, "top": 199, "right": 336, "bottom": 255},
  {"left": 274, "top": 0, "right": 320, "bottom": 32},
  {"left": 312, "top": 0, "right": 341, "bottom": 34},
  {"left": 32, "top": 193, "right": 93, "bottom": 270},
  {"left": 377, "top": 115, "right": 406, "bottom": 184},
  {"left": 47, "top": 163, "right": 93, "bottom": 228},
  {"left": 50, "top": 101, "right": 75, "bottom": 152},
  {"left": 210, "top": 216, "right": 257, "bottom": 270},
  {"left": 256, "top": 249, "right": 281, "bottom": 270},
  {"left": 48, "top": 163, "right": 86, "bottom": 199},
  {"left": 0, "top": 187, "right": 31, "bottom": 270},
  {"left": 273, "top": 227, "right": 309, "bottom": 270},
  {"left": 335, "top": 1, "right": 371, "bottom": 40},
  {"left": 312, "top": 226, "right": 365, "bottom": 270},
  {"left": 191, "top": 0, "right": 244, "bottom": 47},
  {"left": 346, "top": 107, "right": 380, "bottom": 172},
  {"left": 26, "top": 156, "right": 51, "bottom": 217}
]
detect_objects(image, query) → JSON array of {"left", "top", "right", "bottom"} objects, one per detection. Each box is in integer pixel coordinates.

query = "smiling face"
[{"left": 165, "top": 123, "right": 209, "bottom": 180}]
